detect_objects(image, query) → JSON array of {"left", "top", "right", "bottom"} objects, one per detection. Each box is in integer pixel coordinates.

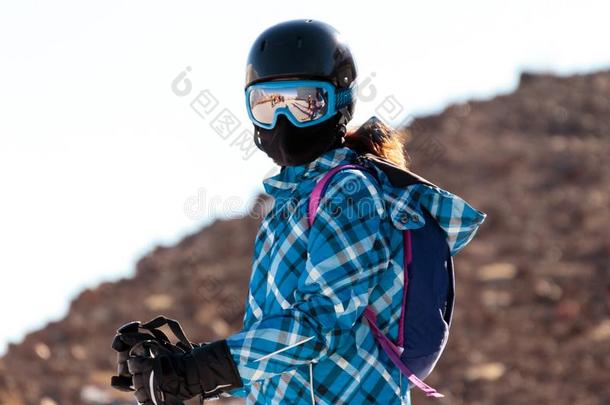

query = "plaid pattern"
[{"left": 226, "top": 147, "right": 486, "bottom": 404}]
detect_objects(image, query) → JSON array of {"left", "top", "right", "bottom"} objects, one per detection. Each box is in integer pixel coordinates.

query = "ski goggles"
[{"left": 245, "top": 80, "right": 354, "bottom": 129}]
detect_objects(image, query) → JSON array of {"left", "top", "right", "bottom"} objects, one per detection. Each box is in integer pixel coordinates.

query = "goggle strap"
[
  {"left": 335, "top": 87, "right": 354, "bottom": 110},
  {"left": 247, "top": 82, "right": 352, "bottom": 110}
]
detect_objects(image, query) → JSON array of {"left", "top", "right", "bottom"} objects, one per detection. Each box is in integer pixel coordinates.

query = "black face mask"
[{"left": 254, "top": 114, "right": 345, "bottom": 167}]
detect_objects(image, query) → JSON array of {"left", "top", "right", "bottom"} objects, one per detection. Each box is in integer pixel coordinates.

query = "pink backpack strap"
[
  {"left": 364, "top": 308, "right": 444, "bottom": 398},
  {"left": 307, "top": 164, "right": 364, "bottom": 226},
  {"left": 307, "top": 164, "right": 444, "bottom": 398}
]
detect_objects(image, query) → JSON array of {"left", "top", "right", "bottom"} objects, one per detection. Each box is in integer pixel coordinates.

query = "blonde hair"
[{"left": 344, "top": 117, "right": 410, "bottom": 169}]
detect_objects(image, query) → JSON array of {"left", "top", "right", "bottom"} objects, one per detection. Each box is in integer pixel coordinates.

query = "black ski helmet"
[{"left": 245, "top": 19, "right": 358, "bottom": 124}]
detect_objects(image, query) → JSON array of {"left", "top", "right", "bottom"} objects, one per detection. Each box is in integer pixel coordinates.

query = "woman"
[{"left": 117, "top": 19, "right": 486, "bottom": 405}]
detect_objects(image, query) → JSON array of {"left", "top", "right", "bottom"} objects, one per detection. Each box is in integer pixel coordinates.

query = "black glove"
[
  {"left": 110, "top": 320, "right": 161, "bottom": 392},
  {"left": 110, "top": 316, "right": 242, "bottom": 404},
  {"left": 111, "top": 317, "right": 194, "bottom": 393},
  {"left": 127, "top": 339, "right": 243, "bottom": 404}
]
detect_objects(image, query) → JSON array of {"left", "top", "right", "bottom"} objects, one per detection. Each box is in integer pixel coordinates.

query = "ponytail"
[{"left": 344, "top": 116, "right": 410, "bottom": 169}]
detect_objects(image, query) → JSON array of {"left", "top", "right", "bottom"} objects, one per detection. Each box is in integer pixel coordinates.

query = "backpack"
[{"left": 307, "top": 153, "right": 454, "bottom": 398}]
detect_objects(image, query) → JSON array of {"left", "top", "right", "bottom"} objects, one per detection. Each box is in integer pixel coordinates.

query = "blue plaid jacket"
[{"left": 226, "top": 147, "right": 486, "bottom": 404}]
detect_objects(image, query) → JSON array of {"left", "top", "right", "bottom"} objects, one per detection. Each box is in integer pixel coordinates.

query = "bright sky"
[{"left": 0, "top": 0, "right": 608, "bottom": 353}]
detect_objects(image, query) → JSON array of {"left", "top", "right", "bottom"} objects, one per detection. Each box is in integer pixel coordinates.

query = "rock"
[
  {"left": 70, "top": 344, "right": 87, "bottom": 360},
  {"left": 465, "top": 362, "right": 506, "bottom": 382},
  {"left": 144, "top": 294, "right": 174, "bottom": 311},
  {"left": 589, "top": 319, "right": 610, "bottom": 342},
  {"left": 80, "top": 385, "right": 114, "bottom": 404},
  {"left": 477, "top": 263, "right": 517, "bottom": 282},
  {"left": 554, "top": 299, "right": 582, "bottom": 320},
  {"left": 211, "top": 318, "right": 231, "bottom": 337},
  {"left": 481, "top": 290, "right": 512, "bottom": 308},
  {"left": 534, "top": 279, "right": 563, "bottom": 302},
  {"left": 34, "top": 343, "right": 51, "bottom": 360}
]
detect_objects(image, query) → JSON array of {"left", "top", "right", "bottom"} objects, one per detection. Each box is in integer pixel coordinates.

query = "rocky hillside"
[{"left": 1, "top": 70, "right": 609, "bottom": 405}]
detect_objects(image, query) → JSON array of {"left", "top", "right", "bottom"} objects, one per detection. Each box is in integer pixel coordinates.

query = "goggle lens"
[{"left": 247, "top": 81, "right": 333, "bottom": 127}]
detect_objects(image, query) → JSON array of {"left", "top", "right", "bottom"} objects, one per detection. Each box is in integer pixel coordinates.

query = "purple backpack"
[{"left": 307, "top": 154, "right": 454, "bottom": 398}]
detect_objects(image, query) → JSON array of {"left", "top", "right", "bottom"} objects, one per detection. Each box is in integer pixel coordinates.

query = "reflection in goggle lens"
[{"left": 249, "top": 86, "right": 329, "bottom": 125}]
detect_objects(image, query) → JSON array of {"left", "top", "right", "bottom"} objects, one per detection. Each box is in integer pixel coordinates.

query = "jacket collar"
[{"left": 262, "top": 147, "right": 358, "bottom": 196}]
